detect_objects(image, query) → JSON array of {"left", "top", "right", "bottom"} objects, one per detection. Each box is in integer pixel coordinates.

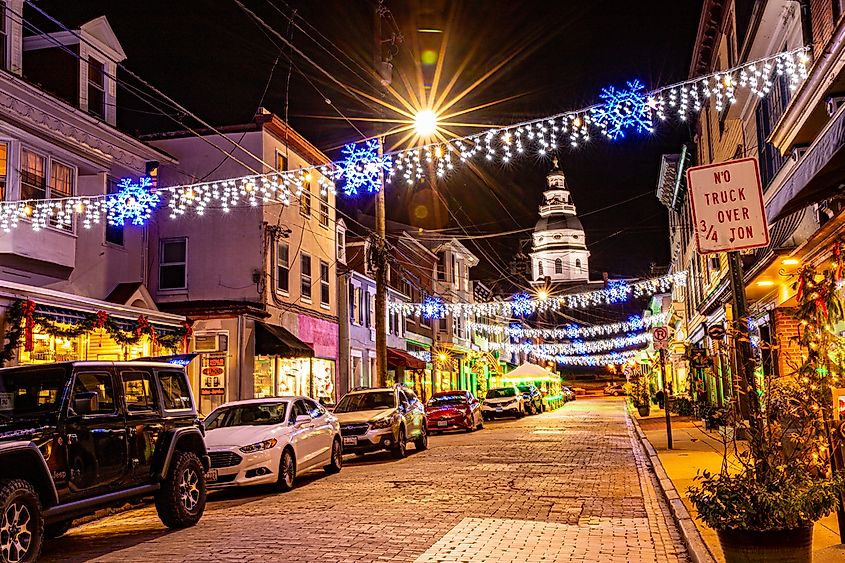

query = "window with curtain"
[
  {"left": 554, "top": 258, "right": 563, "bottom": 274},
  {"left": 49, "top": 161, "right": 73, "bottom": 229},
  {"left": 0, "top": 142, "right": 7, "bottom": 201},
  {"left": 319, "top": 188, "right": 329, "bottom": 227},
  {"left": 300, "top": 183, "right": 311, "bottom": 217},
  {"left": 20, "top": 149, "right": 47, "bottom": 201}
]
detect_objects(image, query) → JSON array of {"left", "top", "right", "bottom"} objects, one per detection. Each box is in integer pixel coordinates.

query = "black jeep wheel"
[
  {"left": 324, "top": 439, "right": 343, "bottom": 474},
  {"left": 0, "top": 479, "right": 43, "bottom": 563},
  {"left": 414, "top": 426, "right": 428, "bottom": 451},
  {"left": 155, "top": 451, "right": 206, "bottom": 529},
  {"left": 391, "top": 427, "right": 407, "bottom": 459},
  {"left": 44, "top": 520, "right": 73, "bottom": 540}
]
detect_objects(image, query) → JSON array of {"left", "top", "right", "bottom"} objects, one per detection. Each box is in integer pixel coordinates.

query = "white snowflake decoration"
[
  {"left": 591, "top": 79, "right": 654, "bottom": 140},
  {"left": 106, "top": 177, "right": 160, "bottom": 226},
  {"left": 338, "top": 140, "right": 393, "bottom": 196}
]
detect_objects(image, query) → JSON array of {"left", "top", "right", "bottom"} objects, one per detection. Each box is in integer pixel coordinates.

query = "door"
[
  {"left": 119, "top": 369, "right": 163, "bottom": 486},
  {"left": 303, "top": 399, "right": 333, "bottom": 463},
  {"left": 288, "top": 400, "right": 320, "bottom": 470},
  {"left": 62, "top": 370, "right": 128, "bottom": 500}
]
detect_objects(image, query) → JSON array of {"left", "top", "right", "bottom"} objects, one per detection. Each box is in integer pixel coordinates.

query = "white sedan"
[{"left": 203, "top": 396, "right": 342, "bottom": 491}]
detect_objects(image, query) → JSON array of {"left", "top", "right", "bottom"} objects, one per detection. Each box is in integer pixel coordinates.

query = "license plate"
[
  {"left": 342, "top": 436, "right": 357, "bottom": 446},
  {"left": 437, "top": 420, "right": 448, "bottom": 427},
  {"left": 205, "top": 469, "right": 218, "bottom": 482},
  {"left": 496, "top": 407, "right": 503, "bottom": 412}
]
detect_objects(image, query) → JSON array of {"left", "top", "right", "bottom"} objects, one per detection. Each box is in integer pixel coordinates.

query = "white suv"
[
  {"left": 333, "top": 386, "right": 428, "bottom": 458},
  {"left": 481, "top": 386, "right": 525, "bottom": 420}
]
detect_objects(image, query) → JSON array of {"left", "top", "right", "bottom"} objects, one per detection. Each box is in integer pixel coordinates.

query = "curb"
[{"left": 626, "top": 405, "right": 717, "bottom": 563}]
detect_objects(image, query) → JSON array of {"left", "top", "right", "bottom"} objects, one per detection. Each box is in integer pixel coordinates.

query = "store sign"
[
  {"left": 687, "top": 157, "right": 769, "bottom": 254},
  {"left": 652, "top": 326, "right": 669, "bottom": 350},
  {"left": 200, "top": 353, "right": 226, "bottom": 396}
]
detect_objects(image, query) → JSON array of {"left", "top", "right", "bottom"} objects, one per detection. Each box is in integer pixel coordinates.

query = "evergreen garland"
[{"left": 1, "top": 299, "right": 187, "bottom": 365}]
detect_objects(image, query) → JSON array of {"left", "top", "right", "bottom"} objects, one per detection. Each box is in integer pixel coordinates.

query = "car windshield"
[
  {"left": 335, "top": 391, "right": 395, "bottom": 412},
  {"left": 0, "top": 367, "right": 67, "bottom": 419},
  {"left": 486, "top": 388, "right": 516, "bottom": 399},
  {"left": 205, "top": 402, "right": 287, "bottom": 429},
  {"left": 428, "top": 394, "right": 466, "bottom": 407}
]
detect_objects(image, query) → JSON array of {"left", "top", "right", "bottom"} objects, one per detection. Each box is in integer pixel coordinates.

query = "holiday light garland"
[
  {"left": 489, "top": 331, "right": 652, "bottom": 356},
  {"left": 0, "top": 48, "right": 810, "bottom": 228},
  {"left": 533, "top": 348, "right": 643, "bottom": 367},
  {"left": 469, "top": 311, "right": 670, "bottom": 339},
  {"left": 391, "top": 271, "right": 685, "bottom": 319}
]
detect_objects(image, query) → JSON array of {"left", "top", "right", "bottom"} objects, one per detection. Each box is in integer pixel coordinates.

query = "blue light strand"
[
  {"left": 105, "top": 177, "right": 160, "bottom": 226},
  {"left": 421, "top": 295, "right": 447, "bottom": 320},
  {"left": 591, "top": 79, "right": 654, "bottom": 140},
  {"left": 338, "top": 139, "right": 393, "bottom": 196},
  {"left": 510, "top": 292, "right": 535, "bottom": 317}
]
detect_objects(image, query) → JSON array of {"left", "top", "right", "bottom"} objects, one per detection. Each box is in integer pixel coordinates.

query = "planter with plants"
[
  {"left": 688, "top": 245, "right": 845, "bottom": 563},
  {"left": 626, "top": 376, "right": 651, "bottom": 417}
]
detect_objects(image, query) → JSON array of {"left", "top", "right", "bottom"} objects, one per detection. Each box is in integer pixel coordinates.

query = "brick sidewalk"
[
  {"left": 41, "top": 398, "right": 688, "bottom": 562},
  {"left": 635, "top": 408, "right": 845, "bottom": 563}
]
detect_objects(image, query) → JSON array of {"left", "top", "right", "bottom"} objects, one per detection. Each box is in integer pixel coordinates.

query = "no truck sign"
[{"left": 686, "top": 157, "right": 769, "bottom": 254}]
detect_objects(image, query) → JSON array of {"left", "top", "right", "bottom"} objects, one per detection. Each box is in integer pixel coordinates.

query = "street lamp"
[{"left": 414, "top": 109, "right": 438, "bottom": 137}]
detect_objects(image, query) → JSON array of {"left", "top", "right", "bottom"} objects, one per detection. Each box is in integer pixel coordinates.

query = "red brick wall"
[
  {"left": 771, "top": 307, "right": 802, "bottom": 377},
  {"left": 811, "top": 0, "right": 836, "bottom": 59}
]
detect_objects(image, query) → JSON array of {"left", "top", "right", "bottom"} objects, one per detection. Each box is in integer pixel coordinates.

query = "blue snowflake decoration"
[
  {"left": 510, "top": 292, "right": 534, "bottom": 317},
  {"left": 591, "top": 79, "right": 653, "bottom": 140},
  {"left": 604, "top": 281, "right": 631, "bottom": 304},
  {"left": 105, "top": 177, "right": 160, "bottom": 226},
  {"left": 338, "top": 140, "right": 393, "bottom": 196},
  {"left": 421, "top": 295, "right": 446, "bottom": 320}
]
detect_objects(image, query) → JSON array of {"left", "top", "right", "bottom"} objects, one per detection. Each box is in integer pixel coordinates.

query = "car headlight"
[
  {"left": 370, "top": 417, "right": 393, "bottom": 429},
  {"left": 239, "top": 438, "right": 277, "bottom": 453}
]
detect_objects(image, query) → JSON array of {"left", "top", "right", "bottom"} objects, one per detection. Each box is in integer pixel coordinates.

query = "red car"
[{"left": 425, "top": 391, "right": 484, "bottom": 433}]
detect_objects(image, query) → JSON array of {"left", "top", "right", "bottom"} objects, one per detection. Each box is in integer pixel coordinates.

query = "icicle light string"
[
  {"left": 394, "top": 272, "right": 685, "bottom": 319},
  {"left": 533, "top": 348, "right": 643, "bottom": 367},
  {"left": 468, "top": 311, "right": 670, "bottom": 339},
  {"left": 0, "top": 48, "right": 810, "bottom": 230},
  {"left": 489, "top": 331, "right": 652, "bottom": 356}
]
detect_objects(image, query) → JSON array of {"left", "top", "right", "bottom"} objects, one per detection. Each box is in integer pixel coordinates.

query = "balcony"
[
  {"left": 0, "top": 226, "right": 76, "bottom": 279},
  {"left": 539, "top": 203, "right": 576, "bottom": 217}
]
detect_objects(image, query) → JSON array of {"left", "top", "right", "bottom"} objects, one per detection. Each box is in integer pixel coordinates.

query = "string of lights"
[
  {"left": 489, "top": 331, "right": 652, "bottom": 356},
  {"left": 393, "top": 272, "right": 685, "bottom": 319},
  {"left": 532, "top": 349, "right": 643, "bottom": 367},
  {"left": 0, "top": 48, "right": 810, "bottom": 230},
  {"left": 468, "top": 311, "right": 670, "bottom": 339}
]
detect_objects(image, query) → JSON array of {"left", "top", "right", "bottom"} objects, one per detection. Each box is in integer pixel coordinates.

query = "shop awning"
[
  {"left": 255, "top": 322, "right": 313, "bottom": 358},
  {"left": 767, "top": 105, "right": 845, "bottom": 222},
  {"left": 387, "top": 347, "right": 425, "bottom": 370}
]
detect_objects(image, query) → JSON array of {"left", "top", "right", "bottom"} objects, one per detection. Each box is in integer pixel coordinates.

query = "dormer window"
[{"left": 87, "top": 58, "right": 106, "bottom": 119}]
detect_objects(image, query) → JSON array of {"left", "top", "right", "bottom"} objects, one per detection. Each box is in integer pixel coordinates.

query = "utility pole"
[
  {"left": 373, "top": 1, "right": 388, "bottom": 387},
  {"left": 374, "top": 139, "right": 388, "bottom": 387},
  {"left": 659, "top": 347, "right": 673, "bottom": 449}
]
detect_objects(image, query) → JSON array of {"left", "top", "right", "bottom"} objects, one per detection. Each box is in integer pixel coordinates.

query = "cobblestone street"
[{"left": 41, "top": 397, "right": 688, "bottom": 563}]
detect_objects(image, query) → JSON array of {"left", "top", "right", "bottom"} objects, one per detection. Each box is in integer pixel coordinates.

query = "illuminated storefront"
[{"left": 254, "top": 356, "right": 335, "bottom": 402}]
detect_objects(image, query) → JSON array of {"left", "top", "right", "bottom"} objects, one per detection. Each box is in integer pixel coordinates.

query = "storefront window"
[
  {"left": 254, "top": 356, "right": 274, "bottom": 398},
  {"left": 17, "top": 326, "right": 165, "bottom": 365},
  {"left": 252, "top": 357, "right": 336, "bottom": 402}
]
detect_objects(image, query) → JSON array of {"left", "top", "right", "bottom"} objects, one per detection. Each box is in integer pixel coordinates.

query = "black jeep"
[{"left": 0, "top": 361, "right": 210, "bottom": 562}]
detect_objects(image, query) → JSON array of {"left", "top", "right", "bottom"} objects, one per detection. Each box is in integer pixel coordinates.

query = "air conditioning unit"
[{"left": 194, "top": 333, "right": 228, "bottom": 353}]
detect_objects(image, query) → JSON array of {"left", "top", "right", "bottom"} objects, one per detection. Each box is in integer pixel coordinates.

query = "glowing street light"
[{"left": 414, "top": 109, "right": 438, "bottom": 137}]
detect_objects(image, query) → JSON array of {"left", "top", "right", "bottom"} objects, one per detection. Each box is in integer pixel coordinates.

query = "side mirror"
[
  {"left": 295, "top": 414, "right": 312, "bottom": 425},
  {"left": 74, "top": 391, "right": 98, "bottom": 415}
]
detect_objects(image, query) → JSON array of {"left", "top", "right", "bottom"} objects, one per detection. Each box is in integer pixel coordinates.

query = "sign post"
[
  {"left": 652, "top": 326, "right": 673, "bottom": 449},
  {"left": 687, "top": 158, "right": 768, "bottom": 459}
]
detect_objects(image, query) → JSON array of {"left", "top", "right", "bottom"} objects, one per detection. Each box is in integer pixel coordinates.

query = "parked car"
[
  {"left": 333, "top": 386, "right": 427, "bottom": 458},
  {"left": 425, "top": 391, "right": 483, "bottom": 433},
  {"left": 517, "top": 384, "right": 544, "bottom": 414},
  {"left": 481, "top": 386, "right": 525, "bottom": 420},
  {"left": 604, "top": 383, "right": 626, "bottom": 396},
  {"left": 562, "top": 386, "right": 576, "bottom": 401},
  {"left": 0, "top": 361, "right": 209, "bottom": 562},
  {"left": 203, "top": 397, "right": 342, "bottom": 491}
]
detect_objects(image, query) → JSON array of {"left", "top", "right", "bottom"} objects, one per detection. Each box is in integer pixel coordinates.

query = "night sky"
[{"left": 34, "top": 0, "right": 702, "bottom": 285}]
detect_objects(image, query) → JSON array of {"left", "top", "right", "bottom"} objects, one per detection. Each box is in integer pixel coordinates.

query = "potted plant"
[
  {"left": 688, "top": 245, "right": 845, "bottom": 563},
  {"left": 626, "top": 377, "right": 651, "bottom": 417}
]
